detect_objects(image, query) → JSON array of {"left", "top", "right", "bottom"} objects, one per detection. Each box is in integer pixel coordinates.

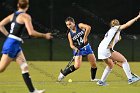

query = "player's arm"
[
  {"left": 120, "top": 12, "right": 140, "bottom": 30},
  {"left": 68, "top": 32, "right": 78, "bottom": 51},
  {"left": 22, "top": 14, "right": 52, "bottom": 39},
  {"left": 0, "top": 14, "right": 13, "bottom": 36},
  {"left": 78, "top": 23, "right": 91, "bottom": 43}
]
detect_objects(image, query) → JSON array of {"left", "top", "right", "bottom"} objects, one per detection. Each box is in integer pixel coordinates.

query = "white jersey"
[
  {"left": 99, "top": 26, "right": 121, "bottom": 49},
  {"left": 98, "top": 26, "right": 121, "bottom": 59}
]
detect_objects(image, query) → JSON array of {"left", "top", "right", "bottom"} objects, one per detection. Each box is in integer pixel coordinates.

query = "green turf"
[{"left": 0, "top": 61, "right": 140, "bottom": 93}]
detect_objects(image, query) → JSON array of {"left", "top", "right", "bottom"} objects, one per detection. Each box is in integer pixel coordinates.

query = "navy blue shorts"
[
  {"left": 1, "top": 37, "right": 22, "bottom": 58},
  {"left": 73, "top": 43, "right": 94, "bottom": 56}
]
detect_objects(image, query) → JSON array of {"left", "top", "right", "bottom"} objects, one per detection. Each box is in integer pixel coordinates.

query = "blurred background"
[{"left": 0, "top": 0, "right": 140, "bottom": 61}]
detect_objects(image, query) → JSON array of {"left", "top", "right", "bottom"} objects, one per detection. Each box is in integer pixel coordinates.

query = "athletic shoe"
[
  {"left": 30, "top": 89, "right": 45, "bottom": 93},
  {"left": 91, "top": 78, "right": 100, "bottom": 82},
  {"left": 128, "top": 77, "right": 140, "bottom": 84},
  {"left": 96, "top": 80, "right": 108, "bottom": 86},
  {"left": 58, "top": 70, "right": 65, "bottom": 81}
]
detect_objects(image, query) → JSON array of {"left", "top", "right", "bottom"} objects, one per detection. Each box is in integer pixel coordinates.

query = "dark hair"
[
  {"left": 65, "top": 17, "right": 75, "bottom": 23},
  {"left": 18, "top": 0, "right": 29, "bottom": 9}
]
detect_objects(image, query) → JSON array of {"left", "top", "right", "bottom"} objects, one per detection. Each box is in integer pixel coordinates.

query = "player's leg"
[
  {"left": 58, "top": 55, "right": 82, "bottom": 81},
  {"left": 74, "top": 55, "right": 82, "bottom": 69},
  {"left": 97, "top": 58, "right": 113, "bottom": 86},
  {"left": 0, "top": 54, "right": 13, "bottom": 73},
  {"left": 110, "top": 51, "right": 140, "bottom": 84},
  {"left": 101, "top": 58, "right": 114, "bottom": 81},
  {"left": 64, "top": 55, "right": 82, "bottom": 75},
  {"left": 62, "top": 56, "right": 82, "bottom": 76},
  {"left": 87, "top": 54, "right": 98, "bottom": 81},
  {"left": 110, "top": 51, "right": 132, "bottom": 79},
  {"left": 16, "top": 51, "right": 45, "bottom": 93}
]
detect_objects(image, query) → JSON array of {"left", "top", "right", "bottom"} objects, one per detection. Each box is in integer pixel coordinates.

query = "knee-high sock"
[
  {"left": 122, "top": 62, "right": 132, "bottom": 79},
  {"left": 22, "top": 72, "right": 35, "bottom": 92},
  {"left": 91, "top": 67, "right": 97, "bottom": 79},
  {"left": 63, "top": 65, "right": 76, "bottom": 76},
  {"left": 101, "top": 66, "right": 112, "bottom": 82}
]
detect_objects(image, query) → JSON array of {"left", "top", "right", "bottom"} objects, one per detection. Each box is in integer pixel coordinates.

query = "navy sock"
[
  {"left": 63, "top": 65, "right": 76, "bottom": 76},
  {"left": 22, "top": 73, "right": 35, "bottom": 92},
  {"left": 91, "top": 67, "right": 97, "bottom": 79}
]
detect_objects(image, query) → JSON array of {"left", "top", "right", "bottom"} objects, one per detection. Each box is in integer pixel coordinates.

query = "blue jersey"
[
  {"left": 10, "top": 11, "right": 25, "bottom": 37},
  {"left": 70, "top": 25, "right": 87, "bottom": 49},
  {"left": 69, "top": 25, "right": 93, "bottom": 56}
]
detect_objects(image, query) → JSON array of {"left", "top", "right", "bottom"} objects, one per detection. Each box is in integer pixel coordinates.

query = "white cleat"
[
  {"left": 128, "top": 77, "right": 140, "bottom": 84},
  {"left": 91, "top": 78, "right": 100, "bottom": 82},
  {"left": 30, "top": 89, "right": 45, "bottom": 93},
  {"left": 58, "top": 70, "right": 65, "bottom": 81}
]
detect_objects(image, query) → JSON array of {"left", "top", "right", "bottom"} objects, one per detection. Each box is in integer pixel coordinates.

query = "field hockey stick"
[
  {"left": 62, "top": 50, "right": 79, "bottom": 71},
  {"left": 72, "top": 3, "right": 138, "bottom": 40},
  {"left": 114, "top": 61, "right": 140, "bottom": 78}
]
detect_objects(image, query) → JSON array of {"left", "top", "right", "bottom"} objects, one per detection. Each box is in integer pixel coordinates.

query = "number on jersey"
[
  {"left": 77, "top": 37, "right": 83, "bottom": 45},
  {"left": 10, "top": 22, "right": 15, "bottom": 33}
]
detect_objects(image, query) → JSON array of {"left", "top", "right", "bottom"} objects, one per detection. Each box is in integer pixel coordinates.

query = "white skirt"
[{"left": 98, "top": 47, "right": 111, "bottom": 59}]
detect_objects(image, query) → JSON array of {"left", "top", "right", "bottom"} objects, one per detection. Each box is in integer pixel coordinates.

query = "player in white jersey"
[{"left": 97, "top": 12, "right": 140, "bottom": 86}]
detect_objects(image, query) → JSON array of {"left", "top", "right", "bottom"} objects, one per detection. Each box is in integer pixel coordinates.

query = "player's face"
[{"left": 66, "top": 21, "right": 75, "bottom": 30}]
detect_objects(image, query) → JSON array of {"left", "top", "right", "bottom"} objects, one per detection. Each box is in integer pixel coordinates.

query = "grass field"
[{"left": 0, "top": 61, "right": 140, "bottom": 93}]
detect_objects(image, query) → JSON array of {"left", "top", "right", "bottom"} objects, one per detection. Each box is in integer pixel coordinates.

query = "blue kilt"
[{"left": 1, "top": 37, "right": 22, "bottom": 58}]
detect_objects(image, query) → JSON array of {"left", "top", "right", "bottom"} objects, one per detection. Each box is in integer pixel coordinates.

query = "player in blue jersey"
[
  {"left": 58, "top": 17, "right": 99, "bottom": 81},
  {"left": 0, "top": 0, "right": 52, "bottom": 93}
]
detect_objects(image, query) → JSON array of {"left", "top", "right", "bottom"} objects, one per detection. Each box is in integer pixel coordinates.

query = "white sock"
[
  {"left": 122, "top": 62, "right": 132, "bottom": 79},
  {"left": 101, "top": 66, "right": 112, "bottom": 82}
]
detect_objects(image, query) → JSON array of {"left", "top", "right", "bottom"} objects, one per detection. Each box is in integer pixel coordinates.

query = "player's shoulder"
[
  {"left": 78, "top": 23, "right": 84, "bottom": 27},
  {"left": 68, "top": 31, "right": 71, "bottom": 35},
  {"left": 78, "top": 23, "right": 90, "bottom": 29},
  {"left": 110, "top": 25, "right": 121, "bottom": 32},
  {"left": 9, "top": 13, "right": 14, "bottom": 21},
  {"left": 20, "top": 13, "right": 31, "bottom": 20},
  {"left": 113, "top": 25, "right": 120, "bottom": 29}
]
